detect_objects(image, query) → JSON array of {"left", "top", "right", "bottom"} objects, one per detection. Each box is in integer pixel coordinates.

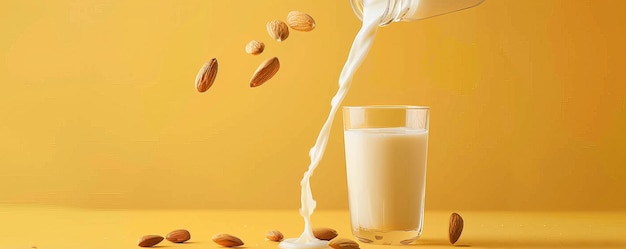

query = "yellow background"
[{"left": 0, "top": 0, "right": 624, "bottom": 210}]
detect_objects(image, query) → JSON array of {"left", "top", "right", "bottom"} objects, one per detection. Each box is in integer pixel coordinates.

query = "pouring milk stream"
[{"left": 279, "top": 0, "right": 485, "bottom": 248}]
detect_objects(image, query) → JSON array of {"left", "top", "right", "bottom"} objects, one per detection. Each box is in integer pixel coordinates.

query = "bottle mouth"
[
  {"left": 343, "top": 105, "right": 430, "bottom": 110},
  {"left": 350, "top": 0, "right": 365, "bottom": 22},
  {"left": 351, "top": 0, "right": 487, "bottom": 25},
  {"left": 350, "top": 0, "right": 395, "bottom": 26}
]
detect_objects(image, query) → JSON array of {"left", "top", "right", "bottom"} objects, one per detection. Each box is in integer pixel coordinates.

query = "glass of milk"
[{"left": 343, "top": 105, "right": 429, "bottom": 245}]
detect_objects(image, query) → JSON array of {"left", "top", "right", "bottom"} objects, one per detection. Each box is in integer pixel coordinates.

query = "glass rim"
[{"left": 343, "top": 105, "right": 430, "bottom": 110}]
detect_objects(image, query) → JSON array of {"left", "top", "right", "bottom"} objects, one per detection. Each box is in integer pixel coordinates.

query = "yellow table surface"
[{"left": 1, "top": 205, "right": 624, "bottom": 249}]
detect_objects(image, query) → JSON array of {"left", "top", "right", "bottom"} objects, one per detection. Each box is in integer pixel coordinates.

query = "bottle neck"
[
  {"left": 352, "top": 0, "right": 486, "bottom": 25},
  {"left": 350, "top": 0, "right": 419, "bottom": 26}
]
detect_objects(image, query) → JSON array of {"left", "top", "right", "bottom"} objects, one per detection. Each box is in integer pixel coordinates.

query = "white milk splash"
[{"left": 279, "top": 1, "right": 387, "bottom": 248}]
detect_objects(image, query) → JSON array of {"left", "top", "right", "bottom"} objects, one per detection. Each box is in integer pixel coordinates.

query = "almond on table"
[
  {"left": 449, "top": 212, "right": 464, "bottom": 244},
  {"left": 166, "top": 229, "right": 191, "bottom": 243},
  {"left": 266, "top": 230, "right": 284, "bottom": 242},
  {"left": 212, "top": 233, "right": 245, "bottom": 247},
  {"left": 312, "top": 227, "right": 338, "bottom": 240},
  {"left": 329, "top": 238, "right": 360, "bottom": 249},
  {"left": 137, "top": 235, "right": 164, "bottom": 247}
]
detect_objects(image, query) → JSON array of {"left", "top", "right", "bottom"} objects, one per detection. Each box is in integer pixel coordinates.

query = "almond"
[
  {"left": 265, "top": 230, "right": 284, "bottom": 242},
  {"left": 287, "top": 11, "right": 316, "bottom": 32},
  {"left": 329, "top": 238, "right": 360, "bottom": 249},
  {"left": 212, "top": 233, "right": 244, "bottom": 247},
  {"left": 166, "top": 229, "right": 191, "bottom": 243},
  {"left": 449, "top": 212, "right": 464, "bottom": 244},
  {"left": 313, "top": 227, "right": 338, "bottom": 241},
  {"left": 267, "top": 20, "right": 289, "bottom": 42},
  {"left": 137, "top": 235, "right": 164, "bottom": 247},
  {"left": 245, "top": 40, "right": 265, "bottom": 55},
  {"left": 250, "top": 57, "right": 280, "bottom": 87},
  {"left": 195, "top": 58, "right": 218, "bottom": 93}
]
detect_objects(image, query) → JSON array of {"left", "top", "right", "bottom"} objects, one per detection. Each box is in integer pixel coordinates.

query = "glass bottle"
[{"left": 350, "top": 0, "right": 485, "bottom": 26}]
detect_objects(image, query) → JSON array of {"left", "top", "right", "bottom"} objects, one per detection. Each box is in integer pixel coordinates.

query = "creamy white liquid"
[
  {"left": 279, "top": 1, "right": 387, "bottom": 249},
  {"left": 344, "top": 128, "right": 428, "bottom": 231}
]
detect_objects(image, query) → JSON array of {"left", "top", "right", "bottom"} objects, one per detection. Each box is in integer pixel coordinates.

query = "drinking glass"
[{"left": 343, "top": 105, "right": 430, "bottom": 245}]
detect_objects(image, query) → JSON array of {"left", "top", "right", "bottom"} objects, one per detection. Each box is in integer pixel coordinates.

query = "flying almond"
[
  {"left": 449, "top": 212, "right": 464, "bottom": 244},
  {"left": 287, "top": 11, "right": 316, "bottom": 32},
  {"left": 267, "top": 20, "right": 289, "bottom": 42},
  {"left": 250, "top": 57, "right": 280, "bottom": 87},
  {"left": 195, "top": 58, "right": 218, "bottom": 93},
  {"left": 245, "top": 40, "right": 265, "bottom": 55},
  {"left": 212, "top": 233, "right": 244, "bottom": 247}
]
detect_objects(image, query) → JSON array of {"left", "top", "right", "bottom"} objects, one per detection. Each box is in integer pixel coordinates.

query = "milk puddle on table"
[{"left": 278, "top": 0, "right": 388, "bottom": 248}]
